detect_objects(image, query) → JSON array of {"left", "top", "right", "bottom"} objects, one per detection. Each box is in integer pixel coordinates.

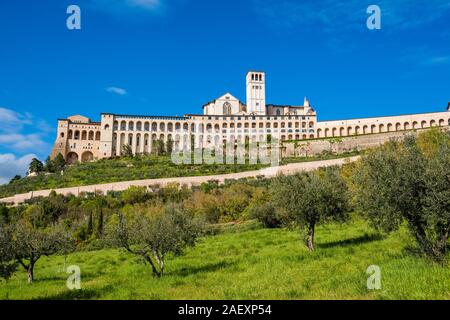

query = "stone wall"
[{"left": 282, "top": 127, "right": 449, "bottom": 157}]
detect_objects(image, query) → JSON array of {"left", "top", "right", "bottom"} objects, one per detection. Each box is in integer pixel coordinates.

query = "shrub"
[{"left": 249, "top": 202, "right": 280, "bottom": 228}]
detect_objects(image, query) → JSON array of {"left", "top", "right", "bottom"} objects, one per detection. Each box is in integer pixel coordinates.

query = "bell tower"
[{"left": 246, "top": 71, "right": 266, "bottom": 115}]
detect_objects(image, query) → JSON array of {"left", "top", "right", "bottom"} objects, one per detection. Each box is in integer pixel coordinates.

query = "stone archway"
[
  {"left": 81, "top": 151, "right": 94, "bottom": 163},
  {"left": 66, "top": 152, "right": 79, "bottom": 165}
]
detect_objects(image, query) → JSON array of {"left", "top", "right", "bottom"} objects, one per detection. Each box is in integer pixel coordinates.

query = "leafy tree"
[
  {"left": 24, "top": 191, "right": 68, "bottom": 228},
  {"left": 106, "top": 203, "right": 202, "bottom": 277},
  {"left": 272, "top": 167, "right": 349, "bottom": 251},
  {"left": 29, "top": 158, "right": 44, "bottom": 174},
  {"left": 352, "top": 131, "right": 450, "bottom": 261},
  {"left": 9, "top": 175, "right": 21, "bottom": 184},
  {"left": 0, "top": 224, "right": 17, "bottom": 281},
  {"left": 122, "top": 144, "right": 133, "bottom": 157},
  {"left": 53, "top": 153, "right": 66, "bottom": 172},
  {"left": 156, "top": 140, "right": 166, "bottom": 156},
  {"left": 11, "top": 220, "right": 74, "bottom": 283},
  {"left": 44, "top": 156, "right": 55, "bottom": 173},
  {"left": 166, "top": 137, "right": 174, "bottom": 155}
]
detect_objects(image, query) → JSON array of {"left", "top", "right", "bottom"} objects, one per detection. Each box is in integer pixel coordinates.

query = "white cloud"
[
  {"left": 0, "top": 133, "right": 49, "bottom": 152},
  {"left": 0, "top": 153, "right": 37, "bottom": 185},
  {"left": 0, "top": 107, "right": 33, "bottom": 132},
  {"left": 106, "top": 86, "right": 128, "bottom": 96},
  {"left": 0, "top": 107, "right": 52, "bottom": 154}
]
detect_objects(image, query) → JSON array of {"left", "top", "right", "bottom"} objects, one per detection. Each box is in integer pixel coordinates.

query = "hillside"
[
  {"left": 0, "top": 152, "right": 358, "bottom": 198},
  {"left": 1, "top": 218, "right": 449, "bottom": 300}
]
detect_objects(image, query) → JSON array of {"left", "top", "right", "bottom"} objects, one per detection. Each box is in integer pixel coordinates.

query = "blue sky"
[{"left": 0, "top": 0, "right": 449, "bottom": 183}]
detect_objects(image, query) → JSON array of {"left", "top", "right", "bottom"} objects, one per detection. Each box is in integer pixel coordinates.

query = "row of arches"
[
  {"left": 67, "top": 130, "right": 101, "bottom": 141},
  {"left": 114, "top": 121, "right": 193, "bottom": 133},
  {"left": 112, "top": 132, "right": 288, "bottom": 156},
  {"left": 317, "top": 119, "right": 450, "bottom": 138},
  {"left": 66, "top": 151, "right": 94, "bottom": 164},
  {"left": 112, "top": 120, "right": 316, "bottom": 134}
]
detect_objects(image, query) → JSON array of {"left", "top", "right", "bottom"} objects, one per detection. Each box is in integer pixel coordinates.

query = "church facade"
[{"left": 50, "top": 71, "right": 450, "bottom": 164}]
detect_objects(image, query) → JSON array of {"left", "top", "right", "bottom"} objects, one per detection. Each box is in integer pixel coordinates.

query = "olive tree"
[
  {"left": 272, "top": 167, "right": 349, "bottom": 251},
  {"left": 106, "top": 203, "right": 202, "bottom": 277},
  {"left": 11, "top": 220, "right": 74, "bottom": 283},
  {"left": 352, "top": 131, "right": 450, "bottom": 261}
]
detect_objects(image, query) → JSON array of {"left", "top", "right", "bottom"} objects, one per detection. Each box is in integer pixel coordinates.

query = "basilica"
[{"left": 50, "top": 71, "right": 450, "bottom": 164}]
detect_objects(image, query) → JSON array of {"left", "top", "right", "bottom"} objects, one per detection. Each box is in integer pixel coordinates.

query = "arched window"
[
  {"left": 276, "top": 109, "right": 281, "bottom": 116},
  {"left": 223, "top": 102, "right": 232, "bottom": 115}
]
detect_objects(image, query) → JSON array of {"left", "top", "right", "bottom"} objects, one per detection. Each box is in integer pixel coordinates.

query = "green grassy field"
[{"left": 1, "top": 217, "right": 449, "bottom": 300}]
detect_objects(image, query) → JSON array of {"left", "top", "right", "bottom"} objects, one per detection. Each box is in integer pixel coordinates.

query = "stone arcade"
[{"left": 50, "top": 71, "right": 450, "bottom": 163}]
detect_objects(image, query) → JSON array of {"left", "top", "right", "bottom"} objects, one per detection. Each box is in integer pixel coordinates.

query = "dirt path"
[{"left": 0, "top": 156, "right": 359, "bottom": 205}]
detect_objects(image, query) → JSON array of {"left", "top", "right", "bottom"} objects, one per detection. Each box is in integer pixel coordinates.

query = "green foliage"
[
  {"left": 184, "top": 191, "right": 221, "bottom": 223},
  {"left": 272, "top": 167, "right": 350, "bottom": 251},
  {"left": 156, "top": 140, "right": 165, "bottom": 156},
  {"left": 0, "top": 224, "right": 17, "bottom": 280},
  {"left": 23, "top": 191, "right": 68, "bottom": 228},
  {"left": 121, "top": 144, "right": 133, "bottom": 157},
  {"left": 166, "top": 137, "right": 174, "bottom": 155},
  {"left": 352, "top": 130, "right": 450, "bottom": 261},
  {"left": 53, "top": 153, "right": 66, "bottom": 172},
  {"left": 11, "top": 219, "right": 74, "bottom": 283},
  {"left": 200, "top": 180, "right": 220, "bottom": 193},
  {"left": 249, "top": 202, "right": 279, "bottom": 228},
  {"left": 121, "top": 186, "right": 150, "bottom": 205},
  {"left": 9, "top": 175, "right": 21, "bottom": 184}
]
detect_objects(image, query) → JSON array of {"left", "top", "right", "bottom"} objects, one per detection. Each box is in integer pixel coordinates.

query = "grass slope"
[
  {"left": 2, "top": 217, "right": 448, "bottom": 300},
  {"left": 0, "top": 152, "right": 358, "bottom": 198}
]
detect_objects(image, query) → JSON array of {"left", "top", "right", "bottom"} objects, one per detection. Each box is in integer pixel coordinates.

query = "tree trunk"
[
  {"left": 145, "top": 254, "right": 161, "bottom": 278},
  {"left": 159, "top": 256, "right": 165, "bottom": 276},
  {"left": 27, "top": 264, "right": 34, "bottom": 284},
  {"left": 306, "top": 224, "right": 315, "bottom": 252}
]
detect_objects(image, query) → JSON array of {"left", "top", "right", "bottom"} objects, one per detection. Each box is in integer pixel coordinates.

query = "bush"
[{"left": 249, "top": 202, "right": 280, "bottom": 228}]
